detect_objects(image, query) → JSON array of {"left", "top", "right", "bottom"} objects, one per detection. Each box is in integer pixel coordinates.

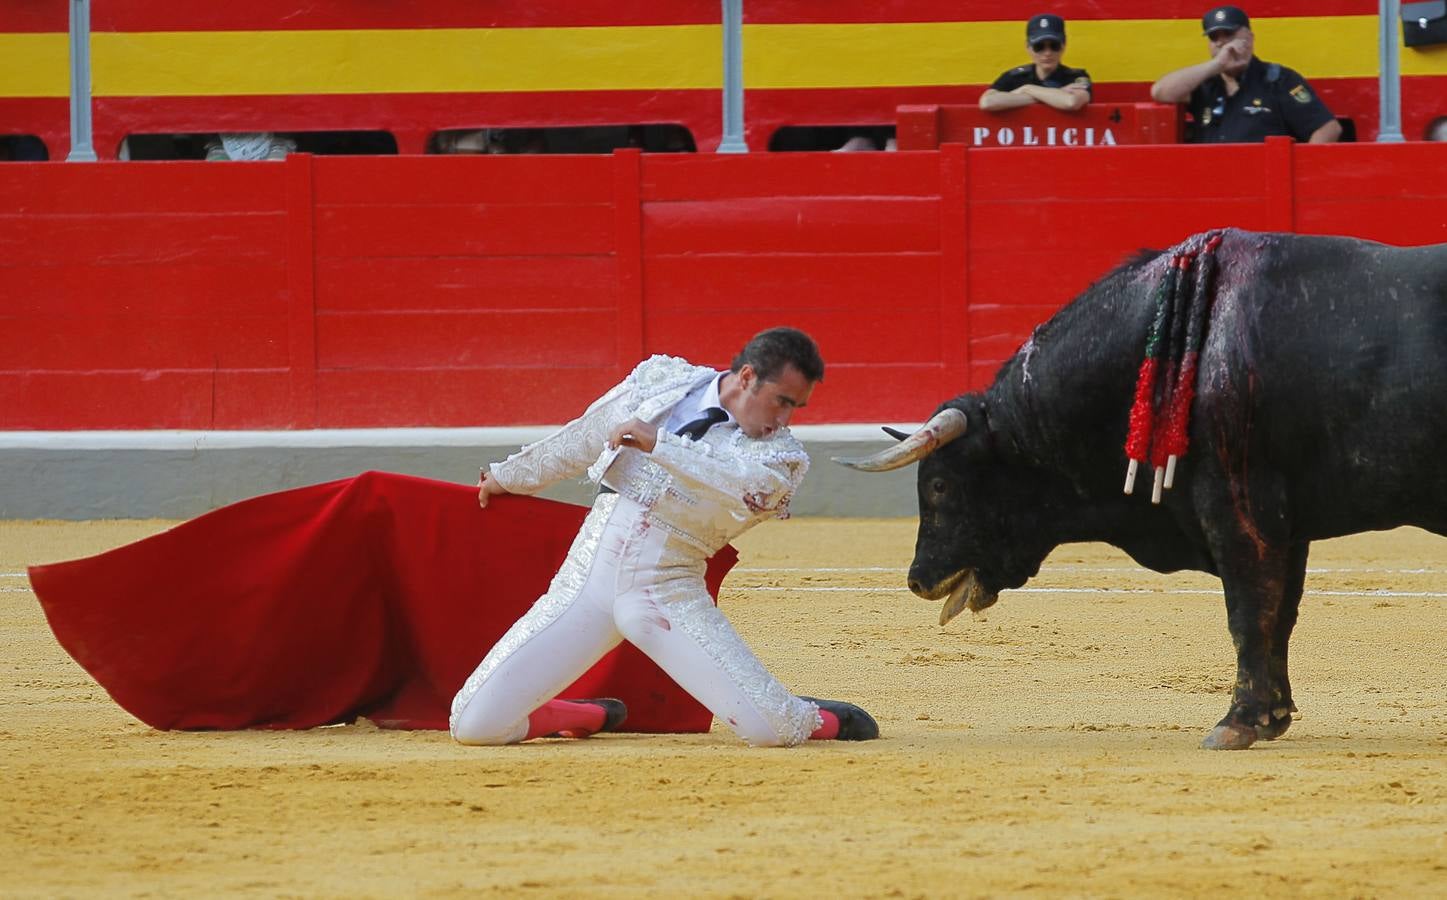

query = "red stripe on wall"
[
  {"left": 45, "top": 1, "right": 1378, "bottom": 32},
  {"left": 91, "top": 1, "right": 719, "bottom": 32},
  {"left": 1399, "top": 76, "right": 1447, "bottom": 141},
  {"left": 0, "top": 7, "right": 66, "bottom": 31},
  {"left": 90, "top": 92, "right": 722, "bottom": 160},
  {"left": 71, "top": 78, "right": 1443, "bottom": 160},
  {"left": 0, "top": 99, "right": 67, "bottom": 161}
]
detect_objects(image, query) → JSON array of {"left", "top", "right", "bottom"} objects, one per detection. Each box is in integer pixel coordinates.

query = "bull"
[{"left": 837, "top": 229, "right": 1446, "bottom": 749}]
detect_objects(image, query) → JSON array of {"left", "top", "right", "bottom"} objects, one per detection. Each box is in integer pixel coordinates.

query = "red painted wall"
[
  {"left": 3, "top": 140, "right": 1445, "bottom": 429},
  {"left": 17, "top": 0, "right": 1447, "bottom": 160}
]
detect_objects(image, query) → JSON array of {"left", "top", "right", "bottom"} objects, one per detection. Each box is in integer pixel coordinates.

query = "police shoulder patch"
[{"left": 1289, "top": 84, "right": 1312, "bottom": 104}]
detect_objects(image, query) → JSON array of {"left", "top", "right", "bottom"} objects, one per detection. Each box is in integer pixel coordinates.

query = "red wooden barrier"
[
  {"left": 2, "top": 140, "right": 1445, "bottom": 430},
  {"left": 896, "top": 103, "right": 1182, "bottom": 150}
]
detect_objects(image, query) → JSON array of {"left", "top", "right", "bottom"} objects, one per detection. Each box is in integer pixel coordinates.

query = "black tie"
[{"left": 674, "top": 406, "right": 728, "bottom": 441}]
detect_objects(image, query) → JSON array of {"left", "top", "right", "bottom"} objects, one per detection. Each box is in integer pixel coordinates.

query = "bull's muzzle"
[{"left": 912, "top": 568, "right": 999, "bottom": 625}]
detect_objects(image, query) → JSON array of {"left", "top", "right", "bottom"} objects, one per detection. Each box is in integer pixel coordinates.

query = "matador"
[{"left": 450, "top": 327, "right": 879, "bottom": 746}]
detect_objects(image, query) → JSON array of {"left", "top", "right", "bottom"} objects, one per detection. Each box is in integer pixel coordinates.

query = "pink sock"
[
  {"left": 809, "top": 709, "right": 841, "bottom": 740},
  {"left": 524, "top": 700, "right": 607, "bottom": 740}
]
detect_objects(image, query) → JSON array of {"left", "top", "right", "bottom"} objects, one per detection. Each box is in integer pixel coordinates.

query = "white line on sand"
[
  {"left": 729, "top": 586, "right": 1447, "bottom": 598},
  {"left": 733, "top": 566, "right": 1444, "bottom": 575}
]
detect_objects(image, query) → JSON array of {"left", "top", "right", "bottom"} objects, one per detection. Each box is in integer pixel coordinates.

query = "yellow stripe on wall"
[
  {"left": 1401, "top": 41, "right": 1447, "bottom": 76},
  {"left": 92, "top": 25, "right": 722, "bottom": 96},
  {"left": 3, "top": 18, "right": 1445, "bottom": 100},
  {"left": 1081, "top": 16, "right": 1381, "bottom": 81},
  {"left": 743, "top": 16, "right": 1384, "bottom": 88},
  {"left": 0, "top": 34, "right": 69, "bottom": 97}
]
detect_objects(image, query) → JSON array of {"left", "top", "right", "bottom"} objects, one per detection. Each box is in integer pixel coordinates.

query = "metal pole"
[
  {"left": 718, "top": 0, "right": 748, "bottom": 153},
  {"left": 1377, "top": 0, "right": 1405, "bottom": 142},
  {"left": 67, "top": 0, "right": 98, "bottom": 160}
]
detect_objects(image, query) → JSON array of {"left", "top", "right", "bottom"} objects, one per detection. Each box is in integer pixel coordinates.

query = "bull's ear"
[
  {"left": 949, "top": 397, "right": 1001, "bottom": 462},
  {"left": 881, "top": 426, "right": 910, "bottom": 442}
]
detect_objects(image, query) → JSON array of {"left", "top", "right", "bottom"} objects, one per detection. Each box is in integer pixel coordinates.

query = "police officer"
[
  {"left": 980, "top": 14, "right": 1092, "bottom": 112},
  {"left": 1151, "top": 5, "right": 1341, "bottom": 143}
]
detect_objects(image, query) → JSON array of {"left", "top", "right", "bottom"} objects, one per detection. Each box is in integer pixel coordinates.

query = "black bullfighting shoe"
[
  {"left": 549, "top": 698, "right": 628, "bottom": 737},
  {"left": 799, "top": 696, "right": 880, "bottom": 740}
]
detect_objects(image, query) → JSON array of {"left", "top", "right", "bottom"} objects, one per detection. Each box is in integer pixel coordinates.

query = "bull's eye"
[{"left": 930, "top": 478, "right": 947, "bottom": 496}]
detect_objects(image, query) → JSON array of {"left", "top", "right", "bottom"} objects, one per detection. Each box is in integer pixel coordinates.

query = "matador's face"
[{"left": 729, "top": 364, "right": 814, "bottom": 439}]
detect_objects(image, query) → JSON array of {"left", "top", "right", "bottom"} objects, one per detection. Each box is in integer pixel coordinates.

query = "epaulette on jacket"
[{"left": 629, "top": 354, "right": 710, "bottom": 392}]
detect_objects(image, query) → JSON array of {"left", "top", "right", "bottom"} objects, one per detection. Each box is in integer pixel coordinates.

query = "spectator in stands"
[
  {"left": 493, "top": 128, "right": 548, "bottom": 154},
  {"left": 834, "top": 128, "right": 897, "bottom": 152},
  {"left": 433, "top": 129, "right": 502, "bottom": 154},
  {"left": 204, "top": 132, "right": 297, "bottom": 161},
  {"left": 1151, "top": 5, "right": 1341, "bottom": 143},
  {"left": 979, "top": 14, "right": 1092, "bottom": 113}
]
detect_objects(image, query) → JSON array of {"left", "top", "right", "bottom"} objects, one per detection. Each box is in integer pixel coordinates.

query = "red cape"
[{"left": 28, "top": 471, "right": 732, "bottom": 733}]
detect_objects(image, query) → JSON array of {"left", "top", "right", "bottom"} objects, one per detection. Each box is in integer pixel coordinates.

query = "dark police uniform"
[
  {"left": 989, "top": 64, "right": 1093, "bottom": 97},
  {"left": 1187, "top": 56, "right": 1335, "bottom": 143}
]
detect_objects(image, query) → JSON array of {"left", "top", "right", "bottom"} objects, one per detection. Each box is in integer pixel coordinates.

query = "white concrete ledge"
[
  {"left": 0, "top": 426, "right": 920, "bottom": 520},
  {"left": 0, "top": 424, "right": 916, "bottom": 451}
]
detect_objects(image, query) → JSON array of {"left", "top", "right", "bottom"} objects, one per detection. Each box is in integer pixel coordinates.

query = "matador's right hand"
[
  {"left": 606, "top": 418, "right": 658, "bottom": 454},
  {"left": 478, "top": 469, "right": 509, "bottom": 509}
]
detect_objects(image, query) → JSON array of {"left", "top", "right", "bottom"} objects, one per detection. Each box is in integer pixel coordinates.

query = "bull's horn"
[{"left": 831, "top": 408, "right": 968, "bottom": 472}]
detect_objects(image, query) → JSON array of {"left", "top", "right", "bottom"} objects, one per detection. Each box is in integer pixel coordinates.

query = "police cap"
[
  {"left": 1027, "top": 14, "right": 1066, "bottom": 45},
  {"left": 1202, "top": 5, "right": 1251, "bottom": 35}
]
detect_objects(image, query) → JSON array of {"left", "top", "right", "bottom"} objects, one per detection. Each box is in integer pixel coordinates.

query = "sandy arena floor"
[{"left": 2, "top": 517, "right": 1444, "bottom": 897}]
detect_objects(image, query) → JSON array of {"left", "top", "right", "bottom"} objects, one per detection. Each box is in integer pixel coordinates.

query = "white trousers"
[{"left": 450, "top": 495, "right": 820, "bottom": 747}]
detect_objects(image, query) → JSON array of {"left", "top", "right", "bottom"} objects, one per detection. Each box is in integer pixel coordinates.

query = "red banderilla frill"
[
  {"left": 1160, "top": 232, "right": 1223, "bottom": 490},
  {"left": 1124, "top": 253, "right": 1184, "bottom": 496},
  {"left": 1122, "top": 231, "right": 1224, "bottom": 503}
]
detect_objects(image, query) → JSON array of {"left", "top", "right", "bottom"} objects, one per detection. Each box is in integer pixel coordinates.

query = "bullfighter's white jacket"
[
  {"left": 488, "top": 354, "right": 811, "bottom": 554},
  {"left": 458, "top": 355, "right": 821, "bottom": 746}
]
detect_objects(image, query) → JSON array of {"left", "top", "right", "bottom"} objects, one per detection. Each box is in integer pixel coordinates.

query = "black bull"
[{"left": 837, "top": 229, "right": 1446, "bottom": 749}]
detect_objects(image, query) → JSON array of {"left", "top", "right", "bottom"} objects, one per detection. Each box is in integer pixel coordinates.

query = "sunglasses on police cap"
[{"left": 1030, "top": 40, "right": 1062, "bottom": 52}]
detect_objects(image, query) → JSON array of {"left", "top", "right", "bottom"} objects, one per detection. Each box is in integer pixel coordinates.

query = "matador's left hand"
[{"left": 607, "top": 418, "right": 658, "bottom": 453}]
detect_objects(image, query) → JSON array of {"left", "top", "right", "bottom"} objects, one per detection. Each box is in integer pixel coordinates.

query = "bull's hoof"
[
  {"left": 1255, "top": 712, "right": 1293, "bottom": 741},
  {"left": 1201, "top": 723, "right": 1258, "bottom": 750}
]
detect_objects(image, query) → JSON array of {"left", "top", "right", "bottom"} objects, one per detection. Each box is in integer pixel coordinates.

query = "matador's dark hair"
[{"left": 730, "top": 326, "right": 825, "bottom": 383}]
